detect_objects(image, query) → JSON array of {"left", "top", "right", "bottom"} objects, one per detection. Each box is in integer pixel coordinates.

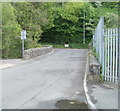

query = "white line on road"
[
  {"left": 83, "top": 52, "right": 98, "bottom": 111},
  {"left": 72, "top": 92, "right": 80, "bottom": 99},
  {"left": 103, "top": 84, "right": 113, "bottom": 89}
]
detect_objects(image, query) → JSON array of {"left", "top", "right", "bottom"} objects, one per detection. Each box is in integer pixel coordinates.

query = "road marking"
[
  {"left": 72, "top": 92, "right": 80, "bottom": 99},
  {"left": 93, "top": 85, "right": 100, "bottom": 88},
  {"left": 83, "top": 52, "right": 98, "bottom": 111},
  {"left": 70, "top": 101, "right": 74, "bottom": 104},
  {"left": 103, "top": 84, "right": 113, "bottom": 89}
]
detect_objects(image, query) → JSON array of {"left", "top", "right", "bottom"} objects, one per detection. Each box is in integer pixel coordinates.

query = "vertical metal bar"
[
  {"left": 96, "top": 29, "right": 98, "bottom": 54},
  {"left": 95, "top": 31, "right": 96, "bottom": 51},
  {"left": 95, "top": 31, "right": 97, "bottom": 49},
  {"left": 118, "top": 28, "right": 120, "bottom": 84},
  {"left": 115, "top": 28, "right": 118, "bottom": 83},
  {"left": 98, "top": 21, "right": 101, "bottom": 63},
  {"left": 101, "top": 17, "right": 104, "bottom": 80},
  {"left": 106, "top": 29, "right": 108, "bottom": 81},
  {"left": 107, "top": 29, "right": 110, "bottom": 81},
  {"left": 110, "top": 28, "right": 113, "bottom": 82},
  {"left": 104, "top": 29, "right": 107, "bottom": 81},
  {"left": 93, "top": 35, "right": 94, "bottom": 48},
  {"left": 118, "top": 27, "right": 119, "bottom": 83},
  {"left": 99, "top": 23, "right": 101, "bottom": 63},
  {"left": 98, "top": 26, "right": 100, "bottom": 63},
  {"left": 118, "top": 27, "right": 120, "bottom": 111},
  {"left": 112, "top": 28, "right": 115, "bottom": 82}
]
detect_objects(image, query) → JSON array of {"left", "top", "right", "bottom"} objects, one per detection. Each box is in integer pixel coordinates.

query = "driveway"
[{"left": 2, "top": 49, "right": 88, "bottom": 109}]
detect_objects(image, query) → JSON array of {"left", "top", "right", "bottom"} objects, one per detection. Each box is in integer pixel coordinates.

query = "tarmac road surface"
[{"left": 2, "top": 49, "right": 88, "bottom": 109}]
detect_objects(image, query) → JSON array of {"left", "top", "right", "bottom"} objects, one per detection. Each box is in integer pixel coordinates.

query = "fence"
[{"left": 93, "top": 16, "right": 119, "bottom": 83}]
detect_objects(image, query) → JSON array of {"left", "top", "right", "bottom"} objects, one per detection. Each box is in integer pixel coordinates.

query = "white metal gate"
[{"left": 93, "top": 17, "right": 119, "bottom": 83}]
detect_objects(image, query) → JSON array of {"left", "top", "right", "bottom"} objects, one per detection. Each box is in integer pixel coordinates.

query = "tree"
[
  {"left": 2, "top": 3, "right": 22, "bottom": 58},
  {"left": 12, "top": 2, "right": 54, "bottom": 48},
  {"left": 93, "top": 2, "right": 118, "bottom": 28},
  {"left": 12, "top": 2, "right": 42, "bottom": 48},
  {"left": 41, "top": 2, "right": 97, "bottom": 44}
]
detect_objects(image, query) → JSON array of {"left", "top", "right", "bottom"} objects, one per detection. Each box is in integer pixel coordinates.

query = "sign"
[
  {"left": 21, "top": 30, "right": 26, "bottom": 39},
  {"left": 21, "top": 30, "right": 26, "bottom": 57}
]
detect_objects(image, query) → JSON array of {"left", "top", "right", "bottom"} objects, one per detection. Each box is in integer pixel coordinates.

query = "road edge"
[
  {"left": 0, "top": 51, "right": 54, "bottom": 70},
  {"left": 83, "top": 52, "right": 98, "bottom": 111}
]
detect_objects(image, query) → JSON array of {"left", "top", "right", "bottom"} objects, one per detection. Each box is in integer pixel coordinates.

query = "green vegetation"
[
  {"left": 91, "top": 48, "right": 104, "bottom": 82},
  {"left": 1, "top": 2, "right": 118, "bottom": 58},
  {"left": 99, "top": 74, "right": 104, "bottom": 82},
  {"left": 2, "top": 3, "right": 22, "bottom": 58},
  {"left": 41, "top": 2, "right": 97, "bottom": 44},
  {"left": 91, "top": 48, "right": 99, "bottom": 60},
  {"left": 41, "top": 42, "right": 88, "bottom": 49},
  {"left": 99, "top": 66, "right": 104, "bottom": 82}
]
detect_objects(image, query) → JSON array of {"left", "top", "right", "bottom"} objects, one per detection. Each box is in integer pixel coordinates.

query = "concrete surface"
[
  {"left": 2, "top": 49, "right": 88, "bottom": 109},
  {"left": 0, "top": 50, "right": 54, "bottom": 70},
  {"left": 0, "top": 59, "right": 24, "bottom": 69},
  {"left": 87, "top": 81, "right": 118, "bottom": 109}
]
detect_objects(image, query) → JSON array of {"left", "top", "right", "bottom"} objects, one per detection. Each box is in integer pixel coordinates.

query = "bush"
[{"left": 2, "top": 3, "right": 22, "bottom": 58}]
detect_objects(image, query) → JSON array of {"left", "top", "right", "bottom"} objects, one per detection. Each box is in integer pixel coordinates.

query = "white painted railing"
[{"left": 93, "top": 17, "right": 119, "bottom": 83}]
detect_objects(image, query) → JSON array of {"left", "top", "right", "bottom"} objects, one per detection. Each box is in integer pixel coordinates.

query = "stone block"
[{"left": 23, "top": 46, "right": 53, "bottom": 60}]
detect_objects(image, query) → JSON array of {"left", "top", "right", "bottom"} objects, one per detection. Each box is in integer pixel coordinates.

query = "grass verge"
[{"left": 41, "top": 42, "right": 89, "bottom": 49}]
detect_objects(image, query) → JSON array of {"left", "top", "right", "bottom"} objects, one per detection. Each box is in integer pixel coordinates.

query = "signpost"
[{"left": 21, "top": 30, "right": 26, "bottom": 57}]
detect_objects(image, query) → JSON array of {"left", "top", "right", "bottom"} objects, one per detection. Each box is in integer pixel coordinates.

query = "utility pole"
[{"left": 83, "top": 8, "right": 86, "bottom": 44}]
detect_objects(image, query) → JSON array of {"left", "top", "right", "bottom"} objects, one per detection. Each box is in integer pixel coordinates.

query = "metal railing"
[{"left": 93, "top": 16, "right": 119, "bottom": 83}]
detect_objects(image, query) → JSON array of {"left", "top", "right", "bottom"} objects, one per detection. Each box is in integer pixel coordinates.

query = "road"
[{"left": 2, "top": 49, "right": 88, "bottom": 109}]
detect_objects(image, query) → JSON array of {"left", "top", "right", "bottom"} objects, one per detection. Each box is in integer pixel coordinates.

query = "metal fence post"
[
  {"left": 118, "top": 28, "right": 120, "bottom": 83},
  {"left": 101, "top": 17, "right": 105, "bottom": 79}
]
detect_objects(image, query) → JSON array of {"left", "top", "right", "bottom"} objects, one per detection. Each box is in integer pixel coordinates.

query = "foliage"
[
  {"left": 2, "top": 3, "right": 22, "bottom": 58},
  {"left": 1, "top": 2, "right": 118, "bottom": 58},
  {"left": 99, "top": 66, "right": 104, "bottom": 82},
  {"left": 2, "top": 2, "right": 54, "bottom": 58},
  {"left": 105, "top": 12, "right": 118, "bottom": 28},
  {"left": 102, "top": 2, "right": 119, "bottom": 9},
  {"left": 92, "top": 48, "right": 99, "bottom": 60},
  {"left": 12, "top": 2, "right": 43, "bottom": 49},
  {"left": 41, "top": 2, "right": 98, "bottom": 44},
  {"left": 12, "top": 2, "right": 54, "bottom": 49},
  {"left": 99, "top": 74, "right": 104, "bottom": 82},
  {"left": 93, "top": 2, "right": 118, "bottom": 28},
  {"left": 41, "top": 42, "right": 88, "bottom": 49}
]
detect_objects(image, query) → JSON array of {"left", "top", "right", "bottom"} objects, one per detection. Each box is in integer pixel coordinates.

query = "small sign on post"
[
  {"left": 21, "top": 30, "right": 26, "bottom": 57},
  {"left": 21, "top": 30, "right": 26, "bottom": 40}
]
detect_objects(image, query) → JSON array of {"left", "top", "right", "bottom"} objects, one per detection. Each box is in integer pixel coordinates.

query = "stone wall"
[
  {"left": 89, "top": 55, "right": 100, "bottom": 75},
  {"left": 87, "top": 43, "right": 100, "bottom": 82},
  {"left": 23, "top": 46, "right": 53, "bottom": 60}
]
